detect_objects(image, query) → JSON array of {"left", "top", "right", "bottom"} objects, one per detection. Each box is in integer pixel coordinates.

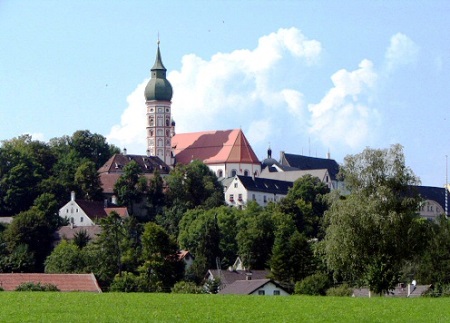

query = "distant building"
[
  {"left": 172, "top": 129, "right": 261, "bottom": 178},
  {"left": 222, "top": 175, "right": 293, "bottom": 208},
  {"left": 260, "top": 149, "right": 342, "bottom": 190},
  {"left": 219, "top": 278, "right": 290, "bottom": 296},
  {"left": 58, "top": 192, "right": 128, "bottom": 227},
  {"left": 416, "top": 185, "right": 450, "bottom": 220}
]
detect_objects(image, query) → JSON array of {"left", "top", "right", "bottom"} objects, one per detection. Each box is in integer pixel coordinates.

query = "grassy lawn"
[{"left": 0, "top": 293, "right": 448, "bottom": 322}]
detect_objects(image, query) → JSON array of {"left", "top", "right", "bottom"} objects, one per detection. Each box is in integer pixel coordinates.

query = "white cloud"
[
  {"left": 106, "top": 79, "right": 148, "bottom": 153},
  {"left": 107, "top": 27, "right": 321, "bottom": 154},
  {"left": 385, "top": 33, "right": 419, "bottom": 72},
  {"left": 308, "top": 59, "right": 379, "bottom": 150},
  {"left": 29, "top": 133, "right": 45, "bottom": 142}
]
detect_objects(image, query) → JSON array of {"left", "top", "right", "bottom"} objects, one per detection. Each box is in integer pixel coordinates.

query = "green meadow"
[{"left": 0, "top": 293, "right": 448, "bottom": 322}]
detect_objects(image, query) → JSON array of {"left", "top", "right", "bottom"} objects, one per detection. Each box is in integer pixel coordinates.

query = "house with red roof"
[
  {"left": 172, "top": 129, "right": 261, "bottom": 178},
  {"left": 59, "top": 191, "right": 128, "bottom": 227},
  {"left": 0, "top": 273, "right": 102, "bottom": 292}
]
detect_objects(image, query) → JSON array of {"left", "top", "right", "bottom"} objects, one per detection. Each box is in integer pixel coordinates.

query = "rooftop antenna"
[{"left": 308, "top": 137, "right": 311, "bottom": 156}]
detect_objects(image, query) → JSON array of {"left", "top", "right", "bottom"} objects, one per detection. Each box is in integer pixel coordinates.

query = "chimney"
[
  {"left": 70, "top": 191, "right": 75, "bottom": 201},
  {"left": 123, "top": 148, "right": 127, "bottom": 155},
  {"left": 245, "top": 272, "right": 252, "bottom": 281}
]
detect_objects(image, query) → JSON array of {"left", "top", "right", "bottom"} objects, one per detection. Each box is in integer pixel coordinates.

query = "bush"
[
  {"left": 326, "top": 283, "right": 353, "bottom": 297},
  {"left": 109, "top": 272, "right": 143, "bottom": 293},
  {"left": 171, "top": 281, "right": 204, "bottom": 294},
  {"left": 294, "top": 273, "right": 330, "bottom": 296},
  {"left": 423, "top": 284, "right": 450, "bottom": 297},
  {"left": 15, "top": 282, "right": 59, "bottom": 292}
]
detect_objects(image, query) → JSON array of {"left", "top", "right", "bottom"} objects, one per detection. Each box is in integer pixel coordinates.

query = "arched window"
[
  {"left": 217, "top": 170, "right": 223, "bottom": 178},
  {"left": 157, "top": 138, "right": 163, "bottom": 147},
  {"left": 157, "top": 129, "right": 163, "bottom": 136},
  {"left": 149, "top": 118, "right": 154, "bottom": 126},
  {"left": 244, "top": 170, "right": 249, "bottom": 176},
  {"left": 231, "top": 169, "right": 237, "bottom": 177},
  {"left": 166, "top": 118, "right": 170, "bottom": 126},
  {"left": 157, "top": 118, "right": 163, "bottom": 126}
]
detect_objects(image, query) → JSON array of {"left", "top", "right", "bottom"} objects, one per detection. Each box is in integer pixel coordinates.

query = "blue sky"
[{"left": 1, "top": 1, "right": 449, "bottom": 187}]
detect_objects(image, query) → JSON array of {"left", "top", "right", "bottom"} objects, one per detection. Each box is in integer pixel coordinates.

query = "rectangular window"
[
  {"left": 252, "top": 194, "right": 256, "bottom": 201},
  {"left": 80, "top": 217, "right": 83, "bottom": 223},
  {"left": 238, "top": 194, "right": 242, "bottom": 201},
  {"left": 273, "top": 290, "right": 280, "bottom": 295},
  {"left": 234, "top": 183, "right": 238, "bottom": 188},
  {"left": 229, "top": 194, "right": 234, "bottom": 202},
  {"left": 263, "top": 196, "right": 267, "bottom": 203},
  {"left": 258, "top": 290, "right": 265, "bottom": 295}
]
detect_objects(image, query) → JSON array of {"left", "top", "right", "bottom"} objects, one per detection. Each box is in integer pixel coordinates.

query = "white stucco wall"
[
  {"left": 250, "top": 282, "right": 290, "bottom": 296},
  {"left": 59, "top": 201, "right": 95, "bottom": 227}
]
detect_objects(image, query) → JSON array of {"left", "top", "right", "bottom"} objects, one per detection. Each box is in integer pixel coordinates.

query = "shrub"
[
  {"left": 295, "top": 273, "right": 330, "bottom": 296},
  {"left": 326, "top": 283, "right": 353, "bottom": 297},
  {"left": 109, "top": 272, "right": 143, "bottom": 293},
  {"left": 171, "top": 281, "right": 204, "bottom": 294},
  {"left": 15, "top": 282, "right": 59, "bottom": 292},
  {"left": 423, "top": 284, "right": 450, "bottom": 297}
]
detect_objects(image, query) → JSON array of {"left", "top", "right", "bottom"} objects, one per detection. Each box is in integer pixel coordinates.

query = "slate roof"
[
  {"left": 172, "top": 129, "right": 260, "bottom": 166},
  {"left": 280, "top": 152, "right": 340, "bottom": 180},
  {"left": 260, "top": 169, "right": 330, "bottom": 183},
  {"left": 98, "top": 154, "right": 170, "bottom": 194},
  {"left": 416, "top": 185, "right": 450, "bottom": 213},
  {"left": 236, "top": 175, "right": 293, "bottom": 195},
  {"left": 0, "top": 273, "right": 102, "bottom": 292},
  {"left": 352, "top": 284, "right": 431, "bottom": 297},
  {"left": 207, "top": 269, "right": 270, "bottom": 286},
  {"left": 219, "top": 278, "right": 286, "bottom": 295}
]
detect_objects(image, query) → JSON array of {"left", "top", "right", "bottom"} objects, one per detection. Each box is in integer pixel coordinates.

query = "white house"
[
  {"left": 58, "top": 192, "right": 128, "bottom": 227},
  {"left": 222, "top": 175, "right": 293, "bottom": 208},
  {"left": 218, "top": 278, "right": 290, "bottom": 296}
]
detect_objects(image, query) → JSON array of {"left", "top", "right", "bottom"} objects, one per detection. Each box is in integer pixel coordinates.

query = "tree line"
[{"left": 1, "top": 133, "right": 450, "bottom": 295}]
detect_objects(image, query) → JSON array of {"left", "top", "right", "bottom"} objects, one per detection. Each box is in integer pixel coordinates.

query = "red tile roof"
[
  {"left": 75, "top": 200, "right": 128, "bottom": 221},
  {"left": 0, "top": 273, "right": 102, "bottom": 292},
  {"left": 172, "top": 129, "right": 260, "bottom": 165}
]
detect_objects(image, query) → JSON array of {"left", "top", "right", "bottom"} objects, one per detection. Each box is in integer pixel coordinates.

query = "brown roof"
[
  {"left": 98, "top": 154, "right": 170, "bottom": 194},
  {"left": 56, "top": 225, "right": 102, "bottom": 241},
  {"left": 75, "top": 200, "right": 128, "bottom": 220},
  {"left": 0, "top": 273, "right": 102, "bottom": 292},
  {"left": 172, "top": 129, "right": 260, "bottom": 166},
  {"left": 219, "top": 279, "right": 286, "bottom": 295}
]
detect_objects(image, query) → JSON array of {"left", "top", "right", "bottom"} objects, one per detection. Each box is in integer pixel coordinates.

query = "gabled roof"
[
  {"left": 236, "top": 175, "right": 293, "bottom": 195},
  {"left": 218, "top": 279, "right": 287, "bottom": 295},
  {"left": 98, "top": 154, "right": 170, "bottom": 194},
  {"left": 0, "top": 273, "right": 102, "bottom": 292},
  {"left": 280, "top": 152, "right": 340, "bottom": 180},
  {"left": 98, "top": 154, "right": 170, "bottom": 175},
  {"left": 207, "top": 269, "right": 270, "bottom": 286},
  {"left": 73, "top": 200, "right": 128, "bottom": 220},
  {"left": 172, "top": 129, "right": 260, "bottom": 165}
]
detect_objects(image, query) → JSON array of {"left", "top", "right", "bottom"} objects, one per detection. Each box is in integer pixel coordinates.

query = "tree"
[
  {"left": 279, "top": 174, "right": 330, "bottom": 238},
  {"left": 138, "top": 222, "right": 184, "bottom": 292},
  {"left": 146, "top": 168, "right": 165, "bottom": 222},
  {"left": 161, "top": 160, "right": 224, "bottom": 236},
  {"left": 236, "top": 201, "right": 274, "bottom": 269},
  {"left": 324, "top": 144, "right": 427, "bottom": 295},
  {"left": 45, "top": 240, "right": 86, "bottom": 273},
  {"left": 114, "top": 161, "right": 147, "bottom": 215},
  {"left": 74, "top": 160, "right": 104, "bottom": 201}
]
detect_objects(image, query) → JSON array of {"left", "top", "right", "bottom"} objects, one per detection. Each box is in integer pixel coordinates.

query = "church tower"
[{"left": 144, "top": 41, "right": 174, "bottom": 166}]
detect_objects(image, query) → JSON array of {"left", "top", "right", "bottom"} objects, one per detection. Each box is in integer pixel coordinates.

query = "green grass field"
[{"left": 0, "top": 293, "right": 448, "bottom": 322}]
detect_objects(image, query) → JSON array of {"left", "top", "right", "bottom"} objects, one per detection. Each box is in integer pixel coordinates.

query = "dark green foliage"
[
  {"left": 109, "top": 272, "right": 143, "bottom": 293},
  {"left": 423, "top": 283, "right": 450, "bottom": 297},
  {"left": 236, "top": 202, "right": 274, "bottom": 269},
  {"left": 162, "top": 160, "right": 224, "bottom": 236},
  {"left": 326, "top": 283, "right": 353, "bottom": 296},
  {"left": 280, "top": 174, "right": 330, "bottom": 238},
  {"left": 15, "top": 282, "right": 60, "bottom": 292},
  {"left": 294, "top": 272, "right": 330, "bottom": 296},
  {"left": 204, "top": 278, "right": 221, "bottom": 294},
  {"left": 416, "top": 215, "right": 450, "bottom": 284},
  {"left": 114, "top": 161, "right": 147, "bottom": 216},
  {"left": 74, "top": 160, "right": 104, "bottom": 201},
  {"left": 72, "top": 230, "right": 91, "bottom": 249},
  {"left": 146, "top": 169, "right": 165, "bottom": 222},
  {"left": 171, "top": 281, "right": 204, "bottom": 294},
  {"left": 45, "top": 240, "right": 88, "bottom": 273}
]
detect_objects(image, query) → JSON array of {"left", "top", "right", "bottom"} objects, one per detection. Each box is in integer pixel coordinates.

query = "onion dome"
[{"left": 144, "top": 42, "right": 173, "bottom": 101}]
